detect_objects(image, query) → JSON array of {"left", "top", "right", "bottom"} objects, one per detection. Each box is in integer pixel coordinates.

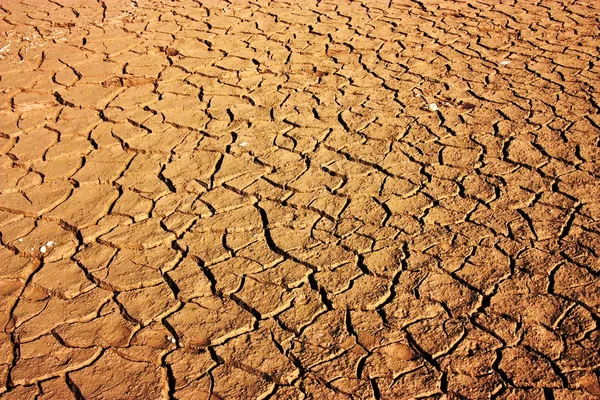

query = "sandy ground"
[{"left": 1, "top": 0, "right": 600, "bottom": 398}]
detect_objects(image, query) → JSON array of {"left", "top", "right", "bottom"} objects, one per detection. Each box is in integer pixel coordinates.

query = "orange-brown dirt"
[{"left": 1, "top": 0, "right": 600, "bottom": 399}]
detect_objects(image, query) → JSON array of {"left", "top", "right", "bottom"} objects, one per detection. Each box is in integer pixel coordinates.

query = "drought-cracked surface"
[{"left": 1, "top": 0, "right": 600, "bottom": 398}]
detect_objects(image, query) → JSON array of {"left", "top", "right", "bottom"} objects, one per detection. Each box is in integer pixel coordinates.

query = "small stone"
[
  {"left": 500, "top": 60, "right": 511, "bottom": 66},
  {"left": 429, "top": 103, "right": 439, "bottom": 111},
  {"left": 102, "top": 76, "right": 123, "bottom": 88},
  {"left": 165, "top": 47, "right": 179, "bottom": 57},
  {"left": 46, "top": 241, "right": 55, "bottom": 247},
  {"left": 39, "top": 246, "right": 47, "bottom": 254},
  {"left": 459, "top": 102, "right": 476, "bottom": 111},
  {"left": 384, "top": 342, "right": 417, "bottom": 361},
  {"left": 186, "top": 336, "right": 211, "bottom": 351},
  {"left": 239, "top": 142, "right": 249, "bottom": 147}
]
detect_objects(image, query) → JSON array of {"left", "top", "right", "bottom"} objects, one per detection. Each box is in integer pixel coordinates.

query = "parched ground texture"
[{"left": 1, "top": 0, "right": 600, "bottom": 398}]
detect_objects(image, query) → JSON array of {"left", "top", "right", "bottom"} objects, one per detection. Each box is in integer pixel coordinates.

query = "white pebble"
[
  {"left": 46, "top": 241, "right": 55, "bottom": 247},
  {"left": 18, "top": 238, "right": 23, "bottom": 242},
  {"left": 429, "top": 103, "right": 439, "bottom": 111},
  {"left": 499, "top": 60, "right": 510, "bottom": 66},
  {"left": 239, "top": 142, "right": 248, "bottom": 147},
  {"left": 39, "top": 246, "right": 47, "bottom": 253}
]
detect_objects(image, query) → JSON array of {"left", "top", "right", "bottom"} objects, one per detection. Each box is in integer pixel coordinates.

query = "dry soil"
[{"left": 1, "top": 0, "right": 600, "bottom": 399}]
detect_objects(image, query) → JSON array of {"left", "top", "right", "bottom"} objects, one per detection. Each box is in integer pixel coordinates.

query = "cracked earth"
[{"left": 1, "top": 0, "right": 600, "bottom": 399}]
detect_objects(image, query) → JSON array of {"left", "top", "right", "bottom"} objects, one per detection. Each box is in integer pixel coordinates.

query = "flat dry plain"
[{"left": 1, "top": 0, "right": 600, "bottom": 398}]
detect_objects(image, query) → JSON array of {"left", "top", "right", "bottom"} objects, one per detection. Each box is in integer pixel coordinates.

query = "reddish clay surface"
[{"left": 1, "top": 0, "right": 600, "bottom": 399}]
